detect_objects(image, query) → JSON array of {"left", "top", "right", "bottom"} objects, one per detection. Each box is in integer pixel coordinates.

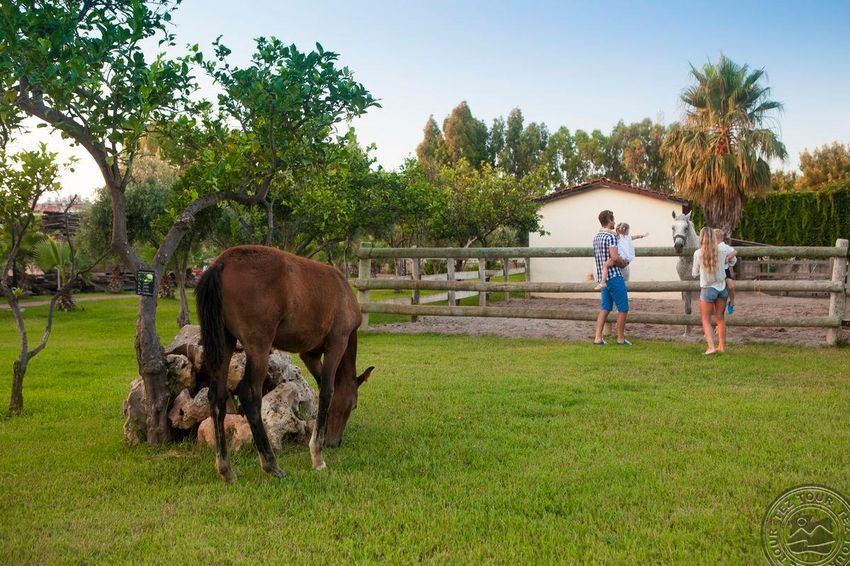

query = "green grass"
[{"left": 1, "top": 297, "right": 849, "bottom": 563}]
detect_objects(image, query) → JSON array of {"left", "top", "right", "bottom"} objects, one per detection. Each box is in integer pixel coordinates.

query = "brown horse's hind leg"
[
  {"left": 309, "top": 340, "right": 346, "bottom": 471},
  {"left": 208, "top": 339, "right": 236, "bottom": 482},
  {"left": 238, "top": 348, "right": 284, "bottom": 478}
]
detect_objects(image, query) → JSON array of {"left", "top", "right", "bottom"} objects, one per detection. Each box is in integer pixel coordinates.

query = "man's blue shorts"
[{"left": 600, "top": 275, "right": 629, "bottom": 312}]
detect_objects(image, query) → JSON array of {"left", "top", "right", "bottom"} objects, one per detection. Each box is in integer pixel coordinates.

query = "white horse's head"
[{"left": 671, "top": 211, "right": 693, "bottom": 253}]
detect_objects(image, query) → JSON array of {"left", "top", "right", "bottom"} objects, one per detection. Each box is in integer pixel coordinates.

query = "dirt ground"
[{"left": 372, "top": 293, "right": 849, "bottom": 347}]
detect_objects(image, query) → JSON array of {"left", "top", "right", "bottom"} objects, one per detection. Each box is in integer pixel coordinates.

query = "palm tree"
[
  {"left": 663, "top": 54, "right": 787, "bottom": 238},
  {"left": 0, "top": 226, "right": 46, "bottom": 291},
  {"left": 34, "top": 237, "right": 76, "bottom": 311}
]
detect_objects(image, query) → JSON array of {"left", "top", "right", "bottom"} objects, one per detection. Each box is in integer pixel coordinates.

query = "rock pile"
[{"left": 123, "top": 325, "right": 317, "bottom": 451}]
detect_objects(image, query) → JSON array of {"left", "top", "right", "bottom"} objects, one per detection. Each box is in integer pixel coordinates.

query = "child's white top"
[
  {"left": 718, "top": 242, "right": 737, "bottom": 269},
  {"left": 617, "top": 235, "right": 635, "bottom": 263}
]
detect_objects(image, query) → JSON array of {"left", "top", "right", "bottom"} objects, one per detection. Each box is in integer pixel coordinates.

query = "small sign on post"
[{"left": 135, "top": 270, "right": 156, "bottom": 297}]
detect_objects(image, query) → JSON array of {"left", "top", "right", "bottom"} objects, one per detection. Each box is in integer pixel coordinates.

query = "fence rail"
[
  {"left": 354, "top": 279, "right": 844, "bottom": 294},
  {"left": 355, "top": 245, "right": 848, "bottom": 259},
  {"left": 355, "top": 240, "right": 849, "bottom": 345},
  {"left": 363, "top": 303, "right": 839, "bottom": 329}
]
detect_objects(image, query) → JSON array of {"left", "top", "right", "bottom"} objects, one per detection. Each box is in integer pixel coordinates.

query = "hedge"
[{"left": 693, "top": 180, "right": 850, "bottom": 246}]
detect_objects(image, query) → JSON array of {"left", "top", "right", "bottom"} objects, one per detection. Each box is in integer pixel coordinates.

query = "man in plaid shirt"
[{"left": 593, "top": 210, "right": 631, "bottom": 345}]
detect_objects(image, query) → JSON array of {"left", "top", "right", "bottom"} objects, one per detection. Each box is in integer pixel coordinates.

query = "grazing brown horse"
[{"left": 195, "top": 245, "right": 374, "bottom": 482}]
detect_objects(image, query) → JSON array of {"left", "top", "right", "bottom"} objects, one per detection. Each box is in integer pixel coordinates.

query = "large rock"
[
  {"left": 164, "top": 325, "right": 204, "bottom": 372},
  {"left": 226, "top": 350, "right": 306, "bottom": 392},
  {"left": 166, "top": 354, "right": 195, "bottom": 391},
  {"left": 267, "top": 350, "right": 307, "bottom": 387},
  {"left": 124, "top": 323, "right": 316, "bottom": 449},
  {"left": 261, "top": 380, "right": 317, "bottom": 448},
  {"left": 163, "top": 324, "right": 201, "bottom": 357},
  {"left": 123, "top": 378, "right": 147, "bottom": 446},
  {"left": 197, "top": 414, "right": 253, "bottom": 452},
  {"left": 227, "top": 352, "right": 246, "bottom": 392},
  {"left": 168, "top": 387, "right": 210, "bottom": 429}
]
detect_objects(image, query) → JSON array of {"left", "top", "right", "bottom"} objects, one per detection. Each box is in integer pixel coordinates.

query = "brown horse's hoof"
[
  {"left": 217, "top": 458, "right": 237, "bottom": 483},
  {"left": 264, "top": 465, "right": 286, "bottom": 478}
]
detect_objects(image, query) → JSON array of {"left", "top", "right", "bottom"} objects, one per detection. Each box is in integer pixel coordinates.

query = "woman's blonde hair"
[
  {"left": 699, "top": 227, "right": 718, "bottom": 273},
  {"left": 616, "top": 222, "right": 630, "bottom": 235},
  {"left": 712, "top": 228, "right": 725, "bottom": 243}
]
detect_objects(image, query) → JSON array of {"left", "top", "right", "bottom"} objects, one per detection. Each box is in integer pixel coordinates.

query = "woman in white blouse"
[{"left": 692, "top": 227, "right": 737, "bottom": 355}]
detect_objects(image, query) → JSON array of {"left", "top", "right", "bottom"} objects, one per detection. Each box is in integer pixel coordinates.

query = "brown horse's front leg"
[
  {"left": 310, "top": 345, "right": 345, "bottom": 471},
  {"left": 209, "top": 378, "right": 236, "bottom": 482}
]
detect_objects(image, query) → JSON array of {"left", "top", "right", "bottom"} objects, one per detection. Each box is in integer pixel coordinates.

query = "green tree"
[
  {"left": 573, "top": 129, "right": 607, "bottom": 181},
  {"left": 79, "top": 151, "right": 209, "bottom": 326},
  {"left": 415, "top": 116, "right": 447, "bottom": 181},
  {"left": 33, "top": 237, "right": 76, "bottom": 311},
  {"left": 0, "top": 224, "right": 46, "bottom": 292},
  {"left": 500, "top": 107, "right": 524, "bottom": 177},
  {"left": 430, "top": 160, "right": 546, "bottom": 247},
  {"left": 487, "top": 117, "right": 506, "bottom": 167},
  {"left": 379, "top": 159, "right": 441, "bottom": 246},
  {"left": 663, "top": 54, "right": 787, "bottom": 237},
  {"left": 797, "top": 142, "right": 850, "bottom": 189},
  {"left": 516, "top": 121, "right": 548, "bottom": 180},
  {"left": 542, "top": 126, "right": 579, "bottom": 186},
  {"left": 769, "top": 170, "right": 798, "bottom": 192},
  {"left": 0, "top": 145, "right": 72, "bottom": 415},
  {"left": 1, "top": 2, "right": 377, "bottom": 442},
  {"left": 608, "top": 119, "right": 671, "bottom": 191},
  {"left": 442, "top": 101, "right": 488, "bottom": 168}
]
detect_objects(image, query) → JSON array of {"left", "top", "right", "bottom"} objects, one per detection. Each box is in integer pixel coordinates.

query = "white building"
[{"left": 529, "top": 178, "right": 689, "bottom": 297}]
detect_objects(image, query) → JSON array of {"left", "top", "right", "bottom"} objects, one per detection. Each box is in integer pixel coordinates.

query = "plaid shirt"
[{"left": 593, "top": 231, "right": 622, "bottom": 282}]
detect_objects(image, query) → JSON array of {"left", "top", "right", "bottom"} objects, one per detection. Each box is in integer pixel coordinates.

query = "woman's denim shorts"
[{"left": 700, "top": 286, "right": 729, "bottom": 302}]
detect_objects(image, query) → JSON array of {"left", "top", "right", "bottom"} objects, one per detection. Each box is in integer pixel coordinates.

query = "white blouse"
[{"left": 692, "top": 247, "right": 734, "bottom": 291}]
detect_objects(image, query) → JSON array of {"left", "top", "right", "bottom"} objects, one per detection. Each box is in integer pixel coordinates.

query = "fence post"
[
  {"left": 447, "top": 257, "right": 456, "bottom": 306},
  {"left": 479, "top": 257, "right": 486, "bottom": 306},
  {"left": 358, "top": 243, "right": 371, "bottom": 331},
  {"left": 524, "top": 256, "right": 531, "bottom": 299},
  {"left": 826, "top": 238, "right": 849, "bottom": 345},
  {"left": 411, "top": 248, "right": 421, "bottom": 323},
  {"left": 503, "top": 257, "right": 510, "bottom": 303}
]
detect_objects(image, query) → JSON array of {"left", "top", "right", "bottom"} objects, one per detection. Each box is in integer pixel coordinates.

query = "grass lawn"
[{"left": 1, "top": 297, "right": 849, "bottom": 563}]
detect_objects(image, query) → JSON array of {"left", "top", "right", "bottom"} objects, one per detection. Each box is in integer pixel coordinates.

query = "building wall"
[{"left": 528, "top": 187, "right": 686, "bottom": 297}]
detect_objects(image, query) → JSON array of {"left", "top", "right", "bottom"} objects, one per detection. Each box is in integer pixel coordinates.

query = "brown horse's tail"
[{"left": 196, "top": 264, "right": 227, "bottom": 372}]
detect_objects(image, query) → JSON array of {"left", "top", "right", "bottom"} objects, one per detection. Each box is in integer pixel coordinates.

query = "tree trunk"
[
  {"left": 4, "top": 291, "right": 29, "bottom": 415},
  {"left": 9, "top": 359, "right": 25, "bottom": 415},
  {"left": 702, "top": 189, "right": 742, "bottom": 241},
  {"left": 176, "top": 256, "right": 190, "bottom": 328},
  {"left": 135, "top": 293, "right": 170, "bottom": 444},
  {"left": 57, "top": 286, "right": 76, "bottom": 311}
]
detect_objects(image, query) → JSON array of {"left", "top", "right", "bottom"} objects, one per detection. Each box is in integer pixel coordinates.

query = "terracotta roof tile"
[{"left": 538, "top": 177, "right": 690, "bottom": 205}]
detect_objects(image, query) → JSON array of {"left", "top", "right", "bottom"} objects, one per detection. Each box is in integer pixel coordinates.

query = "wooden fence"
[{"left": 354, "top": 240, "right": 850, "bottom": 345}]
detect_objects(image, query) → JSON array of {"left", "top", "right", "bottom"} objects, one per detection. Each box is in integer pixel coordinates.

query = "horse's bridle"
[{"left": 673, "top": 233, "right": 687, "bottom": 248}]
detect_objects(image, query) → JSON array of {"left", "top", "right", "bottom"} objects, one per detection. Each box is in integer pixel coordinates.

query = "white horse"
[{"left": 672, "top": 211, "right": 698, "bottom": 332}]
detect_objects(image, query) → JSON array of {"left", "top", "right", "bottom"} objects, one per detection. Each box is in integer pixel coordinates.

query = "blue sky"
[{"left": 26, "top": 0, "right": 850, "bottom": 198}]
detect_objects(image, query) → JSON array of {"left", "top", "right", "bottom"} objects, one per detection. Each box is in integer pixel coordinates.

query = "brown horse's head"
[{"left": 324, "top": 365, "right": 374, "bottom": 447}]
